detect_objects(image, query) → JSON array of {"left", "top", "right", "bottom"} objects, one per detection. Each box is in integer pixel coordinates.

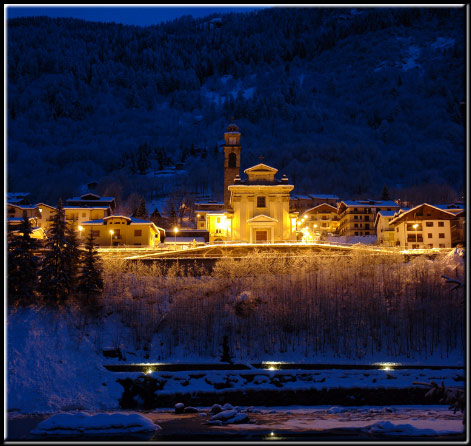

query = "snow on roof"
[
  {"left": 67, "top": 196, "right": 115, "bottom": 202},
  {"left": 308, "top": 194, "right": 339, "bottom": 200},
  {"left": 341, "top": 200, "right": 399, "bottom": 208},
  {"left": 389, "top": 203, "right": 457, "bottom": 225},
  {"left": 376, "top": 210, "right": 397, "bottom": 217},
  {"left": 63, "top": 206, "right": 110, "bottom": 210},
  {"left": 292, "top": 195, "right": 312, "bottom": 200}
]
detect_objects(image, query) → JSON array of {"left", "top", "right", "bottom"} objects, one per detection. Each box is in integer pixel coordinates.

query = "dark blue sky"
[{"left": 6, "top": 6, "right": 267, "bottom": 27}]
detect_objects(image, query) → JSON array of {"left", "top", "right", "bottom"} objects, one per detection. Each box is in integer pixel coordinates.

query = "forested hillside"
[{"left": 7, "top": 7, "right": 465, "bottom": 205}]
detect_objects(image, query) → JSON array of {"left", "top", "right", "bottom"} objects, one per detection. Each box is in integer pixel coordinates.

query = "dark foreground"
[{"left": 6, "top": 407, "right": 465, "bottom": 443}]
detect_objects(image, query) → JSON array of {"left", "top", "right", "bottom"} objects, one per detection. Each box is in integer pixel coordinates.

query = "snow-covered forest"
[
  {"left": 7, "top": 7, "right": 465, "bottom": 204},
  {"left": 83, "top": 250, "right": 465, "bottom": 362}
]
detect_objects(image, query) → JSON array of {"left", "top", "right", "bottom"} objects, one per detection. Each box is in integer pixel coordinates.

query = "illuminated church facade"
[{"left": 200, "top": 122, "right": 298, "bottom": 243}]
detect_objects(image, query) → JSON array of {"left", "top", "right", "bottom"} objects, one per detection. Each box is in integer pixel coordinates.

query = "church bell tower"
[{"left": 223, "top": 120, "right": 241, "bottom": 209}]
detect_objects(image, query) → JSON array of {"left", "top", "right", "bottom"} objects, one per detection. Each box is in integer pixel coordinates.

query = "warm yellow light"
[
  {"left": 144, "top": 368, "right": 154, "bottom": 375},
  {"left": 413, "top": 224, "right": 418, "bottom": 229},
  {"left": 197, "top": 214, "right": 200, "bottom": 218},
  {"left": 174, "top": 227, "right": 178, "bottom": 234},
  {"left": 78, "top": 226, "right": 83, "bottom": 232},
  {"left": 39, "top": 208, "right": 42, "bottom": 213},
  {"left": 109, "top": 229, "right": 114, "bottom": 235}
]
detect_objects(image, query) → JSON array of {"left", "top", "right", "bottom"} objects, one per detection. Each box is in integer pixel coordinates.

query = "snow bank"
[
  {"left": 365, "top": 420, "right": 456, "bottom": 436},
  {"left": 31, "top": 412, "right": 159, "bottom": 436}
]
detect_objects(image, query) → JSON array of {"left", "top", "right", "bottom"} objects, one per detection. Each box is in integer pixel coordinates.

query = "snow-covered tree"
[
  {"left": 77, "top": 231, "right": 103, "bottom": 310},
  {"left": 39, "top": 199, "right": 75, "bottom": 305},
  {"left": 7, "top": 214, "right": 41, "bottom": 306}
]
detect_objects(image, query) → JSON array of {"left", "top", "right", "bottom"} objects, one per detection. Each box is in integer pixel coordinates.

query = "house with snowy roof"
[
  {"left": 374, "top": 210, "right": 397, "bottom": 246},
  {"left": 337, "top": 200, "right": 400, "bottom": 237},
  {"left": 388, "top": 203, "right": 457, "bottom": 249},
  {"left": 65, "top": 193, "right": 116, "bottom": 211},
  {"left": 299, "top": 203, "right": 339, "bottom": 237},
  {"left": 80, "top": 215, "right": 165, "bottom": 247}
]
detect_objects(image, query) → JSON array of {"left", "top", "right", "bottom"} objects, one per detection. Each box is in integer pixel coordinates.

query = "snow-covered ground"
[{"left": 8, "top": 406, "right": 464, "bottom": 440}]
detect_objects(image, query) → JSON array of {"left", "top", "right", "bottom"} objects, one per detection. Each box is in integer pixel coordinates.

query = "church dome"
[{"left": 226, "top": 121, "right": 239, "bottom": 132}]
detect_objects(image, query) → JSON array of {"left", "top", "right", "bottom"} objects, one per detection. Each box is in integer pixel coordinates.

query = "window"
[
  {"left": 439, "top": 244, "right": 445, "bottom": 248},
  {"left": 354, "top": 223, "right": 358, "bottom": 228},
  {"left": 82, "top": 212, "right": 87, "bottom": 217},
  {"left": 257, "top": 196, "right": 266, "bottom": 208},
  {"left": 92, "top": 230, "right": 100, "bottom": 237},
  {"left": 438, "top": 222, "right": 444, "bottom": 227},
  {"left": 134, "top": 230, "right": 142, "bottom": 237},
  {"left": 228, "top": 152, "right": 237, "bottom": 167},
  {"left": 428, "top": 244, "right": 433, "bottom": 248},
  {"left": 439, "top": 233, "right": 445, "bottom": 239},
  {"left": 355, "top": 232, "right": 359, "bottom": 236},
  {"left": 426, "top": 222, "right": 433, "bottom": 227},
  {"left": 427, "top": 233, "right": 432, "bottom": 238},
  {"left": 354, "top": 215, "right": 358, "bottom": 220}
]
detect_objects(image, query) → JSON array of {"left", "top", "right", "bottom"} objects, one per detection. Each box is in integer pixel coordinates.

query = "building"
[
  {"left": 36, "top": 203, "right": 58, "bottom": 233},
  {"left": 64, "top": 206, "right": 112, "bottom": 229},
  {"left": 290, "top": 194, "right": 339, "bottom": 212},
  {"left": 80, "top": 215, "right": 165, "bottom": 247},
  {"left": 388, "top": 203, "right": 456, "bottom": 249},
  {"left": 228, "top": 163, "right": 297, "bottom": 243},
  {"left": 337, "top": 200, "right": 400, "bottom": 237},
  {"left": 299, "top": 203, "right": 339, "bottom": 239},
  {"left": 374, "top": 210, "right": 397, "bottom": 246},
  {"left": 194, "top": 201, "right": 224, "bottom": 231},
  {"left": 199, "top": 122, "right": 297, "bottom": 243},
  {"left": 6, "top": 204, "right": 40, "bottom": 220},
  {"left": 66, "top": 193, "right": 116, "bottom": 211},
  {"left": 7, "top": 216, "right": 45, "bottom": 239},
  {"left": 7, "top": 192, "right": 31, "bottom": 205}
]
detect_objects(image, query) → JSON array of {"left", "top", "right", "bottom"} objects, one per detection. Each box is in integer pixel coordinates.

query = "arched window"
[{"left": 228, "top": 152, "right": 237, "bottom": 168}]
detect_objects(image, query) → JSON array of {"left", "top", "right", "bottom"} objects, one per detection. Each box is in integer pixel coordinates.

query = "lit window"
[{"left": 257, "top": 196, "right": 266, "bottom": 208}]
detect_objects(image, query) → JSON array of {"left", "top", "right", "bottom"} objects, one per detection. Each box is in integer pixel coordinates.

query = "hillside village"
[{"left": 7, "top": 122, "right": 465, "bottom": 252}]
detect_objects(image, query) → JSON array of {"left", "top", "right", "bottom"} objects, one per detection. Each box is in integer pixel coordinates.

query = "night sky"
[{"left": 6, "top": 5, "right": 267, "bottom": 26}]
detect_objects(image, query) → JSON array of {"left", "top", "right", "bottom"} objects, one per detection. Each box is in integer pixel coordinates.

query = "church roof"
[{"left": 244, "top": 163, "right": 278, "bottom": 175}]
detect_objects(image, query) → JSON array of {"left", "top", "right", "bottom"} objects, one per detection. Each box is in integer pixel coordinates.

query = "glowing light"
[
  {"left": 413, "top": 223, "right": 418, "bottom": 230},
  {"left": 144, "top": 368, "right": 154, "bottom": 375},
  {"left": 109, "top": 230, "right": 114, "bottom": 235},
  {"left": 373, "top": 362, "right": 400, "bottom": 371},
  {"left": 301, "top": 227, "right": 314, "bottom": 243},
  {"left": 78, "top": 225, "right": 83, "bottom": 232}
]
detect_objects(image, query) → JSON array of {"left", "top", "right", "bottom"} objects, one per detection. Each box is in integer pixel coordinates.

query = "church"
[{"left": 198, "top": 122, "right": 298, "bottom": 243}]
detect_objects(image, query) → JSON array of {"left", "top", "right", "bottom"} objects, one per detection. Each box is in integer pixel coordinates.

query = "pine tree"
[
  {"left": 7, "top": 214, "right": 41, "bottom": 306},
  {"left": 39, "top": 199, "right": 75, "bottom": 306},
  {"left": 381, "top": 185, "right": 391, "bottom": 201},
  {"left": 132, "top": 198, "right": 148, "bottom": 219},
  {"left": 77, "top": 231, "right": 103, "bottom": 311},
  {"left": 64, "top": 220, "right": 82, "bottom": 293}
]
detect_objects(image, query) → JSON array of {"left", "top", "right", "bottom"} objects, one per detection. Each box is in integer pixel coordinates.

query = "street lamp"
[
  {"left": 413, "top": 223, "right": 419, "bottom": 247},
  {"left": 78, "top": 225, "right": 84, "bottom": 241},
  {"left": 174, "top": 227, "right": 178, "bottom": 251},
  {"left": 109, "top": 229, "right": 114, "bottom": 247}
]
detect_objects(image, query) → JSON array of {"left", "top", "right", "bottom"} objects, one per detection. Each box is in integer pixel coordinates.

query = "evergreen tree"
[
  {"left": 39, "top": 199, "right": 75, "bottom": 306},
  {"left": 133, "top": 198, "right": 148, "bottom": 219},
  {"left": 64, "top": 220, "right": 82, "bottom": 293},
  {"left": 381, "top": 185, "right": 391, "bottom": 201},
  {"left": 77, "top": 231, "right": 103, "bottom": 311},
  {"left": 7, "top": 214, "right": 41, "bottom": 306}
]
